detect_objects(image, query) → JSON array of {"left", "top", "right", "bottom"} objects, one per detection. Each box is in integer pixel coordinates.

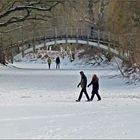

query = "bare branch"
[
  {"left": 0, "top": 9, "right": 31, "bottom": 27},
  {"left": 0, "top": 0, "right": 66, "bottom": 27}
]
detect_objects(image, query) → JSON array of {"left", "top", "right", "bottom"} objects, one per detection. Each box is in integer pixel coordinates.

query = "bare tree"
[
  {"left": 0, "top": 0, "right": 75, "bottom": 27},
  {"left": 84, "top": 0, "right": 109, "bottom": 30},
  {"left": 0, "top": 0, "right": 77, "bottom": 65}
]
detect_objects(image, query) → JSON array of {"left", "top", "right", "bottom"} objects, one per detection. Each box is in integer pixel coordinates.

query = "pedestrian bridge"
[{"left": 0, "top": 26, "right": 128, "bottom": 61}]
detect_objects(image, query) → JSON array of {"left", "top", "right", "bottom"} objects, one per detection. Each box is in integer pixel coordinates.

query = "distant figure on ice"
[
  {"left": 88, "top": 74, "right": 101, "bottom": 101},
  {"left": 76, "top": 71, "right": 90, "bottom": 102},
  {"left": 55, "top": 56, "right": 60, "bottom": 69},
  {"left": 47, "top": 57, "right": 52, "bottom": 69}
]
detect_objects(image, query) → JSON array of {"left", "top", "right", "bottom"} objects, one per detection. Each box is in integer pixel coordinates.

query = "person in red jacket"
[{"left": 88, "top": 74, "right": 101, "bottom": 101}]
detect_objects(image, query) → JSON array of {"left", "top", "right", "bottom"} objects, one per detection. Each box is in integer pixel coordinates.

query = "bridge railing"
[{"left": 0, "top": 26, "right": 121, "bottom": 53}]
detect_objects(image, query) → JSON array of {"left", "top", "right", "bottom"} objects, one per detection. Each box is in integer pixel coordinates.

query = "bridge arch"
[
  {"left": 16, "top": 39, "right": 119, "bottom": 58},
  {"left": 0, "top": 26, "right": 128, "bottom": 61}
]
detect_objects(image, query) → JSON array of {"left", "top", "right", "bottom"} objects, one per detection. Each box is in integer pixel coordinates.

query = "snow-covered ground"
[
  {"left": 0, "top": 65, "right": 140, "bottom": 139},
  {"left": 13, "top": 50, "right": 119, "bottom": 70}
]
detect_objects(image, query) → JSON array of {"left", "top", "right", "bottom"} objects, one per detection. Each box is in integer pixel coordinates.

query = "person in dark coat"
[
  {"left": 76, "top": 71, "right": 90, "bottom": 102},
  {"left": 55, "top": 56, "right": 60, "bottom": 69},
  {"left": 88, "top": 74, "right": 101, "bottom": 101}
]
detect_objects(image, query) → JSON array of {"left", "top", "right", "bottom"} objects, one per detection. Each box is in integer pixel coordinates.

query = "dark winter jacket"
[
  {"left": 88, "top": 80, "right": 99, "bottom": 92},
  {"left": 78, "top": 74, "right": 87, "bottom": 88},
  {"left": 56, "top": 57, "right": 60, "bottom": 64}
]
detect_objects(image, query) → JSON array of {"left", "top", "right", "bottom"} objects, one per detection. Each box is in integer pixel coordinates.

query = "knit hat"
[{"left": 80, "top": 71, "right": 84, "bottom": 74}]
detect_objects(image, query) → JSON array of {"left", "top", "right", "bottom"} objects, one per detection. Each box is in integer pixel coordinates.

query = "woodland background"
[{"left": 0, "top": 0, "right": 139, "bottom": 69}]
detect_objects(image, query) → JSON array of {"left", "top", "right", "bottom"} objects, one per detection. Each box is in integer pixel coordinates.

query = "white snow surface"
[{"left": 0, "top": 60, "right": 140, "bottom": 139}]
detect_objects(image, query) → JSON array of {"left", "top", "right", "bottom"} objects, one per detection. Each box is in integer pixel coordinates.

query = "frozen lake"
[{"left": 0, "top": 68, "right": 140, "bottom": 139}]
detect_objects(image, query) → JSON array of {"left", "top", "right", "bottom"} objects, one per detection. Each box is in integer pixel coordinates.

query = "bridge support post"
[
  {"left": 118, "top": 36, "right": 121, "bottom": 56},
  {"left": 0, "top": 33, "right": 2, "bottom": 48},
  {"left": 65, "top": 28, "right": 68, "bottom": 44},
  {"left": 44, "top": 32, "right": 46, "bottom": 49},
  {"left": 87, "top": 34, "right": 89, "bottom": 46},
  {"left": 21, "top": 46, "right": 25, "bottom": 58},
  {"left": 44, "top": 40, "right": 46, "bottom": 50},
  {"left": 108, "top": 32, "right": 111, "bottom": 53},
  {"left": 54, "top": 27, "right": 57, "bottom": 45},
  {"left": 76, "top": 29, "right": 79, "bottom": 44},
  {"left": 33, "top": 44, "right": 36, "bottom": 53},
  {"left": 10, "top": 48, "right": 14, "bottom": 64},
  {"left": 97, "top": 30, "right": 100, "bottom": 48}
]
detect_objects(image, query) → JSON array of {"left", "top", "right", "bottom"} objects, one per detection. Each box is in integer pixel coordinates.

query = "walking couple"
[{"left": 76, "top": 71, "right": 101, "bottom": 102}]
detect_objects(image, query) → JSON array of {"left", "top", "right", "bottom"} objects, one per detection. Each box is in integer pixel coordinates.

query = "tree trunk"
[{"left": 0, "top": 52, "right": 6, "bottom": 65}]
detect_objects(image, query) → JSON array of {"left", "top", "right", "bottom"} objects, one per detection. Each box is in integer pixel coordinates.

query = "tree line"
[{"left": 0, "top": 0, "right": 139, "bottom": 70}]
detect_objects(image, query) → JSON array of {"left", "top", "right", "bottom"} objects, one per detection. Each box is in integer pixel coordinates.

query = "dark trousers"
[
  {"left": 78, "top": 88, "right": 90, "bottom": 101},
  {"left": 91, "top": 90, "right": 101, "bottom": 100},
  {"left": 48, "top": 64, "right": 51, "bottom": 69},
  {"left": 56, "top": 63, "right": 60, "bottom": 69}
]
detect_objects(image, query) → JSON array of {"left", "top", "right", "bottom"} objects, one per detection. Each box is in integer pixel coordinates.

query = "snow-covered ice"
[{"left": 0, "top": 65, "right": 140, "bottom": 139}]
